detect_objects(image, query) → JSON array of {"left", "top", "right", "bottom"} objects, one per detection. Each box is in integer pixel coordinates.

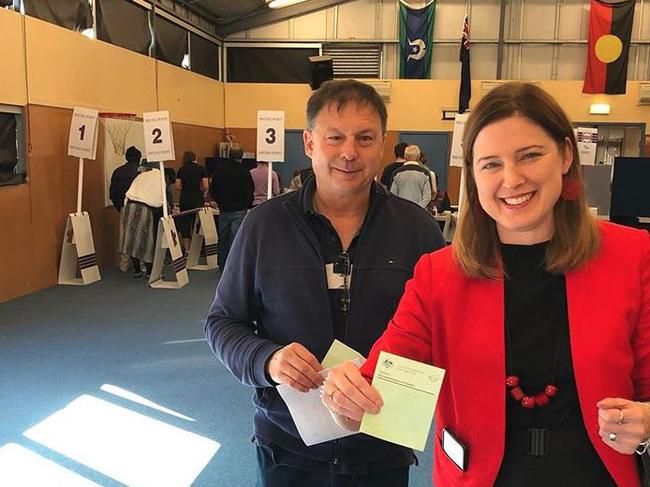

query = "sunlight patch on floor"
[
  {"left": 0, "top": 443, "right": 101, "bottom": 487},
  {"left": 23, "top": 395, "right": 220, "bottom": 487},
  {"left": 100, "top": 384, "right": 195, "bottom": 422}
]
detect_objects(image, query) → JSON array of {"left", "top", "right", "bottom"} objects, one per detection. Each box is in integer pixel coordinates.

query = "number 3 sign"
[
  {"left": 256, "top": 111, "right": 285, "bottom": 162},
  {"left": 143, "top": 111, "right": 175, "bottom": 162}
]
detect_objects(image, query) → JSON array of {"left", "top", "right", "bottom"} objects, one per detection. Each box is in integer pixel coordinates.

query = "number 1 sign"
[
  {"left": 256, "top": 111, "right": 285, "bottom": 162},
  {"left": 68, "top": 107, "right": 99, "bottom": 160}
]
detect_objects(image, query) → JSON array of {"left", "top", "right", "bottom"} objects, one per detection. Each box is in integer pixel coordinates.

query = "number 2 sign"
[
  {"left": 143, "top": 111, "right": 175, "bottom": 162},
  {"left": 256, "top": 111, "right": 285, "bottom": 162}
]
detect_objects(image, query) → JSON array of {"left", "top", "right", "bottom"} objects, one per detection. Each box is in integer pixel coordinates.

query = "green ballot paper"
[
  {"left": 321, "top": 339, "right": 365, "bottom": 369},
  {"left": 360, "top": 351, "right": 445, "bottom": 451}
]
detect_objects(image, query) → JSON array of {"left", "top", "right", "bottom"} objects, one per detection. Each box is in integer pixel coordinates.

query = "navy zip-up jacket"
[{"left": 205, "top": 179, "right": 446, "bottom": 472}]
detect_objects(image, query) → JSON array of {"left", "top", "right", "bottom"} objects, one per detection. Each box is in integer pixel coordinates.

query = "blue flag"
[{"left": 399, "top": 1, "right": 435, "bottom": 79}]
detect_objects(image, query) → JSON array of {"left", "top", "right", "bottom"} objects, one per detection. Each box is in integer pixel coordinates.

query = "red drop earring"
[{"left": 560, "top": 175, "right": 581, "bottom": 201}]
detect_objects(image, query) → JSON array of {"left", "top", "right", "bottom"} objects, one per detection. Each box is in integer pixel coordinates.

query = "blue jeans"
[{"left": 217, "top": 209, "right": 247, "bottom": 269}]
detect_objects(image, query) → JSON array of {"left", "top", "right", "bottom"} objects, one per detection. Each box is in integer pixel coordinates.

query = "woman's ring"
[
  {"left": 617, "top": 410, "right": 625, "bottom": 425},
  {"left": 608, "top": 432, "right": 618, "bottom": 442},
  {"left": 327, "top": 389, "right": 337, "bottom": 401}
]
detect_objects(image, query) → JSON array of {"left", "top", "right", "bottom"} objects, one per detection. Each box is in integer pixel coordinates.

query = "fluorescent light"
[
  {"left": 268, "top": 0, "right": 308, "bottom": 8},
  {"left": 590, "top": 103, "right": 611, "bottom": 115}
]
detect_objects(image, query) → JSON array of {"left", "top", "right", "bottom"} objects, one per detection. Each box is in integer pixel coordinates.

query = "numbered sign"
[
  {"left": 68, "top": 107, "right": 99, "bottom": 159},
  {"left": 449, "top": 112, "right": 469, "bottom": 168},
  {"left": 149, "top": 216, "right": 188, "bottom": 289},
  {"left": 186, "top": 208, "right": 218, "bottom": 271},
  {"left": 575, "top": 127, "right": 598, "bottom": 166},
  {"left": 58, "top": 212, "right": 101, "bottom": 286},
  {"left": 257, "top": 110, "right": 285, "bottom": 162},
  {"left": 143, "top": 111, "right": 175, "bottom": 162}
]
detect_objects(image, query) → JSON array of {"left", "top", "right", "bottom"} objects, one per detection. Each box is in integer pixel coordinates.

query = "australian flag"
[
  {"left": 399, "top": 1, "right": 435, "bottom": 79},
  {"left": 459, "top": 14, "right": 471, "bottom": 113}
]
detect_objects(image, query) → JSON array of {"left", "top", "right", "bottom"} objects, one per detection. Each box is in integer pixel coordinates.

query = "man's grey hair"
[{"left": 404, "top": 145, "right": 421, "bottom": 162}]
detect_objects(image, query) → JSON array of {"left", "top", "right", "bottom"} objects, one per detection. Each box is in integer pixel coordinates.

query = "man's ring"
[
  {"left": 608, "top": 432, "right": 618, "bottom": 442},
  {"left": 328, "top": 389, "right": 337, "bottom": 401},
  {"left": 617, "top": 410, "right": 625, "bottom": 425}
]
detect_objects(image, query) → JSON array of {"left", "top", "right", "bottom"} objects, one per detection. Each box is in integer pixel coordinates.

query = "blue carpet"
[{"left": 0, "top": 268, "right": 433, "bottom": 486}]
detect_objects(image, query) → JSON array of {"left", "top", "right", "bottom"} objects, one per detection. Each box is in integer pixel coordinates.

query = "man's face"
[{"left": 303, "top": 101, "right": 385, "bottom": 199}]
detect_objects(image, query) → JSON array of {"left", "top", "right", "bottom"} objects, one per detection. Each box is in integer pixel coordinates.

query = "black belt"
[{"left": 507, "top": 429, "right": 593, "bottom": 457}]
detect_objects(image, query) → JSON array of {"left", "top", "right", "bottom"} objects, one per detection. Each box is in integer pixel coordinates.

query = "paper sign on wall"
[
  {"left": 449, "top": 113, "right": 469, "bottom": 168},
  {"left": 143, "top": 111, "right": 175, "bottom": 162},
  {"left": 576, "top": 127, "right": 598, "bottom": 165},
  {"left": 257, "top": 111, "right": 285, "bottom": 162},
  {"left": 68, "top": 107, "right": 99, "bottom": 159}
]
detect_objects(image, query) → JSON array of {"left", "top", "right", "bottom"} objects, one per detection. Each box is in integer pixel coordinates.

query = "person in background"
[
  {"left": 204, "top": 79, "right": 445, "bottom": 487},
  {"left": 379, "top": 142, "right": 407, "bottom": 188},
  {"left": 119, "top": 164, "right": 164, "bottom": 278},
  {"left": 109, "top": 145, "right": 141, "bottom": 272},
  {"left": 389, "top": 144, "right": 432, "bottom": 209},
  {"left": 323, "top": 82, "right": 650, "bottom": 487},
  {"left": 250, "top": 160, "right": 280, "bottom": 207},
  {"left": 209, "top": 147, "right": 254, "bottom": 269},
  {"left": 176, "top": 151, "right": 208, "bottom": 254}
]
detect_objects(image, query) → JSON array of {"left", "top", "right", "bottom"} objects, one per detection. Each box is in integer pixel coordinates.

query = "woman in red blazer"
[{"left": 323, "top": 83, "right": 650, "bottom": 486}]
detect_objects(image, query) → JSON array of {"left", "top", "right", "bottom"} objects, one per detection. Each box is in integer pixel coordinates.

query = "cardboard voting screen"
[
  {"left": 58, "top": 212, "right": 101, "bottom": 285},
  {"left": 149, "top": 216, "right": 189, "bottom": 289},
  {"left": 186, "top": 208, "right": 218, "bottom": 271}
]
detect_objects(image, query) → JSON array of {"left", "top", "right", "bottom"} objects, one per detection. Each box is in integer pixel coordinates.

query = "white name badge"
[
  {"left": 256, "top": 110, "right": 285, "bottom": 162},
  {"left": 143, "top": 111, "right": 175, "bottom": 162},
  {"left": 68, "top": 107, "right": 99, "bottom": 159}
]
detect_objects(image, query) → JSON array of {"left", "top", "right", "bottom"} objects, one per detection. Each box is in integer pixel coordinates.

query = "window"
[
  {"left": 23, "top": 0, "right": 92, "bottom": 32},
  {"left": 155, "top": 15, "right": 188, "bottom": 67},
  {"left": 190, "top": 33, "right": 219, "bottom": 80},
  {"left": 96, "top": 0, "right": 152, "bottom": 56},
  {"left": 226, "top": 45, "right": 319, "bottom": 83},
  {"left": 0, "top": 107, "right": 26, "bottom": 186}
]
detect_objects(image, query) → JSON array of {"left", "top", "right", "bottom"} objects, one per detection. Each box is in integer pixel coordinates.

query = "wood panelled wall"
[{"left": 0, "top": 105, "right": 224, "bottom": 303}]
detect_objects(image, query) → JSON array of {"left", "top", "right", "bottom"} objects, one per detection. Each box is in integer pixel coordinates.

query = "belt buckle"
[{"left": 527, "top": 428, "right": 548, "bottom": 456}]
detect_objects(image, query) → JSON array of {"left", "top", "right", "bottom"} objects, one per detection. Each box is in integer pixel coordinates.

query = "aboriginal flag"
[{"left": 583, "top": 0, "right": 635, "bottom": 94}]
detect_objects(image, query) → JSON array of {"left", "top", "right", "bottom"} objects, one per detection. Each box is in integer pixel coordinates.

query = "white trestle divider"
[
  {"left": 143, "top": 110, "right": 188, "bottom": 289},
  {"left": 186, "top": 208, "right": 218, "bottom": 270},
  {"left": 59, "top": 107, "right": 100, "bottom": 286}
]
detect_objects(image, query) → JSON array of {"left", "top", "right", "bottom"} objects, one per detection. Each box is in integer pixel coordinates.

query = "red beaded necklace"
[{"left": 505, "top": 293, "right": 565, "bottom": 410}]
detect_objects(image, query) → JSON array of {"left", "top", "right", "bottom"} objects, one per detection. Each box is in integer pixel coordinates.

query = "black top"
[
  {"left": 494, "top": 242, "right": 615, "bottom": 486},
  {"left": 379, "top": 161, "right": 404, "bottom": 188},
  {"left": 209, "top": 160, "right": 254, "bottom": 212},
  {"left": 177, "top": 161, "right": 206, "bottom": 209},
  {"left": 109, "top": 161, "right": 139, "bottom": 210},
  {"left": 300, "top": 176, "right": 379, "bottom": 342}
]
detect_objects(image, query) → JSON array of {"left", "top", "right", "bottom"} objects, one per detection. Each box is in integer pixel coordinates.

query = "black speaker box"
[{"left": 308, "top": 55, "right": 334, "bottom": 90}]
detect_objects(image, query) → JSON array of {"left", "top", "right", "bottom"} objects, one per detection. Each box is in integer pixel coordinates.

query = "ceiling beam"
[{"left": 216, "top": 0, "right": 354, "bottom": 37}]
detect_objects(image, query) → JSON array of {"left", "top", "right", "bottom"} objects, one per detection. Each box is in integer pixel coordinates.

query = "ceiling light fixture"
[
  {"left": 267, "top": 0, "right": 308, "bottom": 8},
  {"left": 589, "top": 103, "right": 611, "bottom": 115}
]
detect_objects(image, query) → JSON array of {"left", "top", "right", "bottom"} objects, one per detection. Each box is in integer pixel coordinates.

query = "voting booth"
[
  {"left": 58, "top": 107, "right": 101, "bottom": 286},
  {"left": 143, "top": 110, "right": 189, "bottom": 289},
  {"left": 186, "top": 208, "right": 218, "bottom": 271}
]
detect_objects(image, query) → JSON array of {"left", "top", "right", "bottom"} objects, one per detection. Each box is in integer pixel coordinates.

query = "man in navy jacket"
[{"left": 205, "top": 80, "right": 445, "bottom": 486}]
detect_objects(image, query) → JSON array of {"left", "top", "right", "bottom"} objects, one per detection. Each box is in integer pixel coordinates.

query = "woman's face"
[{"left": 472, "top": 115, "right": 572, "bottom": 245}]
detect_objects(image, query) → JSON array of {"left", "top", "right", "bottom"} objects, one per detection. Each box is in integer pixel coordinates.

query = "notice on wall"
[
  {"left": 257, "top": 110, "right": 285, "bottom": 162},
  {"left": 68, "top": 107, "right": 99, "bottom": 160},
  {"left": 449, "top": 113, "right": 469, "bottom": 168},
  {"left": 576, "top": 127, "right": 598, "bottom": 165},
  {"left": 143, "top": 111, "right": 175, "bottom": 162}
]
